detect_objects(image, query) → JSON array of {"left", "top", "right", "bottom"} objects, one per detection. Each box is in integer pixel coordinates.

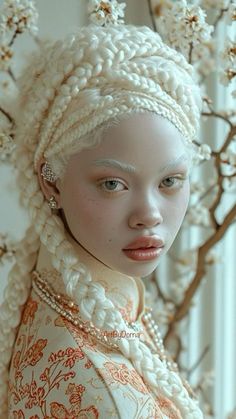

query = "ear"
[{"left": 37, "top": 158, "right": 62, "bottom": 208}]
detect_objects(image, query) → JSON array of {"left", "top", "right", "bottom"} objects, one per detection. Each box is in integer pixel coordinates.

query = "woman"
[{"left": 0, "top": 5, "right": 203, "bottom": 418}]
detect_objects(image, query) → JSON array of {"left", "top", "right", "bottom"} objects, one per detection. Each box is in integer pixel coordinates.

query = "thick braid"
[
  {"left": 0, "top": 226, "right": 40, "bottom": 418},
  {"left": 2, "top": 23, "right": 203, "bottom": 418}
]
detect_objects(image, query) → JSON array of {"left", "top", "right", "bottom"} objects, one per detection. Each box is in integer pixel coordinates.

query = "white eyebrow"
[
  {"left": 92, "top": 154, "right": 188, "bottom": 174},
  {"left": 93, "top": 158, "right": 136, "bottom": 173},
  {"left": 160, "top": 154, "right": 189, "bottom": 174}
]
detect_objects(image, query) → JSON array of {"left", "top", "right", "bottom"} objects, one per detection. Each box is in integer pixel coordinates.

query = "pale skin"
[{"left": 37, "top": 113, "right": 191, "bottom": 279}]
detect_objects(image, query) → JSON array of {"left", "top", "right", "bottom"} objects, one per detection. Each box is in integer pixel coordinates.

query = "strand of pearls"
[{"left": 32, "top": 270, "right": 120, "bottom": 349}]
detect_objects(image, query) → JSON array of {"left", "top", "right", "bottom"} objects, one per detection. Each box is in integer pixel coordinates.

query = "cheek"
[
  {"left": 66, "top": 187, "right": 121, "bottom": 229},
  {"left": 165, "top": 184, "right": 190, "bottom": 227}
]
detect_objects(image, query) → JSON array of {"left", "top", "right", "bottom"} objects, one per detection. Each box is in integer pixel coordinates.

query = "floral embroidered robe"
[{"left": 8, "top": 269, "right": 183, "bottom": 419}]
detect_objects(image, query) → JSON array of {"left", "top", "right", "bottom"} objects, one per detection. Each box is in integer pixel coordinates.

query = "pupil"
[
  {"left": 106, "top": 180, "right": 117, "bottom": 190},
  {"left": 164, "top": 178, "right": 173, "bottom": 186}
]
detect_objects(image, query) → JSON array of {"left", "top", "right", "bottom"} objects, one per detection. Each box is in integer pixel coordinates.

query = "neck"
[{"left": 36, "top": 229, "right": 146, "bottom": 323}]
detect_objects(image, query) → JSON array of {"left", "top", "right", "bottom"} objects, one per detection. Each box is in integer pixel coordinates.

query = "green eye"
[
  {"left": 104, "top": 180, "right": 120, "bottom": 190},
  {"left": 160, "top": 176, "right": 186, "bottom": 189},
  {"left": 98, "top": 178, "right": 126, "bottom": 193},
  {"left": 162, "top": 178, "right": 174, "bottom": 187}
]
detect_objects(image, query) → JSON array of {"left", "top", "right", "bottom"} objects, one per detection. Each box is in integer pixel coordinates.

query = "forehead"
[{"left": 69, "top": 113, "right": 189, "bottom": 170}]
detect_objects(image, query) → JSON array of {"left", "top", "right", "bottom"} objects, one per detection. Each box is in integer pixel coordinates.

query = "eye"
[
  {"left": 160, "top": 176, "right": 186, "bottom": 189},
  {"left": 98, "top": 178, "right": 127, "bottom": 193}
]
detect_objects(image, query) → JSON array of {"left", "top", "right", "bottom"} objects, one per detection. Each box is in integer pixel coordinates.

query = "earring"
[
  {"left": 48, "top": 196, "right": 58, "bottom": 210},
  {"left": 41, "top": 161, "right": 58, "bottom": 183}
]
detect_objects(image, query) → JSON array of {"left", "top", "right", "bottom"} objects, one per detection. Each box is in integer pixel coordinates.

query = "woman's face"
[{"left": 57, "top": 113, "right": 191, "bottom": 277}]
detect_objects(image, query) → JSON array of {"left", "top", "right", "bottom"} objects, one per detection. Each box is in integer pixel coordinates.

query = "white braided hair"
[{"left": 0, "top": 24, "right": 203, "bottom": 418}]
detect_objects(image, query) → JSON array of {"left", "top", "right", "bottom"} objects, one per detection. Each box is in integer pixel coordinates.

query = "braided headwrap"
[{"left": 0, "top": 22, "right": 203, "bottom": 419}]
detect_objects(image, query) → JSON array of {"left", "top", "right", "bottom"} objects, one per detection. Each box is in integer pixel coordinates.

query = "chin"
[{"left": 119, "top": 261, "right": 160, "bottom": 278}]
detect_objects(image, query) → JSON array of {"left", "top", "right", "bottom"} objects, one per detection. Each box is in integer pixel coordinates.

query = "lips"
[
  {"left": 123, "top": 236, "right": 164, "bottom": 262},
  {"left": 123, "top": 236, "right": 164, "bottom": 250}
]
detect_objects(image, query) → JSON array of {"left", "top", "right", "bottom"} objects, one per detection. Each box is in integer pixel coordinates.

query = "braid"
[
  {"left": 1, "top": 23, "right": 203, "bottom": 418},
  {"left": 0, "top": 226, "right": 40, "bottom": 418}
]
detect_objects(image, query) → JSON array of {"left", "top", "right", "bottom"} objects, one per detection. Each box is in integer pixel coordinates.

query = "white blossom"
[
  {"left": 200, "top": 370, "right": 215, "bottom": 390},
  {"left": 0, "top": 131, "right": 14, "bottom": 160},
  {"left": 199, "top": 143, "right": 212, "bottom": 160},
  {"left": 191, "top": 143, "right": 212, "bottom": 165},
  {"left": 156, "top": 0, "right": 213, "bottom": 60},
  {"left": 220, "top": 36, "right": 236, "bottom": 67},
  {"left": 152, "top": 301, "right": 175, "bottom": 327},
  {"left": 219, "top": 68, "right": 236, "bottom": 86},
  {"left": 169, "top": 274, "right": 191, "bottom": 302},
  {"left": 186, "top": 203, "right": 211, "bottom": 227},
  {"left": 0, "top": 0, "right": 38, "bottom": 36},
  {"left": 222, "top": 176, "right": 236, "bottom": 191},
  {"left": 225, "top": 1, "right": 236, "bottom": 24},
  {"left": 0, "top": 40, "right": 13, "bottom": 70},
  {"left": 219, "top": 36, "right": 236, "bottom": 87},
  {"left": 192, "top": 40, "right": 216, "bottom": 78},
  {"left": 206, "top": 249, "right": 222, "bottom": 264},
  {"left": 190, "top": 181, "right": 206, "bottom": 195},
  {"left": 175, "top": 249, "right": 198, "bottom": 269},
  {"left": 220, "top": 149, "right": 236, "bottom": 166},
  {"left": 0, "top": 233, "right": 16, "bottom": 265},
  {"left": 88, "top": 0, "right": 126, "bottom": 26}
]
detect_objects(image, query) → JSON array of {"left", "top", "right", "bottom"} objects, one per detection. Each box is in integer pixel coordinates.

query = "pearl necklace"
[{"left": 31, "top": 270, "right": 195, "bottom": 399}]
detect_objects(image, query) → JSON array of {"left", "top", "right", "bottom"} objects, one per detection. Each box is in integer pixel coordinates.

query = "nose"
[{"left": 128, "top": 196, "right": 163, "bottom": 229}]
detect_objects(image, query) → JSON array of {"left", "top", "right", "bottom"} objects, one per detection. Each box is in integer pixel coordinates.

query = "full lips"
[{"left": 123, "top": 247, "right": 163, "bottom": 261}]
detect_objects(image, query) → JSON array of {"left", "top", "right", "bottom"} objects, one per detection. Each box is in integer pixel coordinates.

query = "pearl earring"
[{"left": 48, "top": 196, "right": 58, "bottom": 210}]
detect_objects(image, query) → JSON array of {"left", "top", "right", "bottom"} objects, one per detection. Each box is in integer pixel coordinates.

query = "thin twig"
[
  {"left": 212, "top": 8, "right": 228, "bottom": 35},
  {"left": 9, "top": 29, "right": 20, "bottom": 48},
  {"left": 208, "top": 127, "right": 236, "bottom": 219},
  {"left": 0, "top": 106, "right": 14, "bottom": 126},
  {"left": 220, "top": 125, "right": 236, "bottom": 154},
  {"left": 7, "top": 67, "right": 16, "bottom": 83},
  {"left": 150, "top": 271, "right": 173, "bottom": 304},
  {"left": 187, "top": 345, "right": 210, "bottom": 378},
  {"left": 188, "top": 42, "right": 193, "bottom": 65},
  {"left": 202, "top": 111, "right": 233, "bottom": 129},
  {"left": 197, "top": 183, "right": 218, "bottom": 204},
  {"left": 147, "top": 0, "right": 158, "bottom": 32}
]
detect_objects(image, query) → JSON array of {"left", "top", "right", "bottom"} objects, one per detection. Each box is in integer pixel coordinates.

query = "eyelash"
[
  {"left": 97, "top": 178, "right": 126, "bottom": 194},
  {"left": 97, "top": 176, "right": 187, "bottom": 194},
  {"left": 161, "top": 176, "right": 186, "bottom": 189}
]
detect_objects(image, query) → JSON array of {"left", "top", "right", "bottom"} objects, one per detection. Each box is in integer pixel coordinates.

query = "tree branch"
[
  {"left": 202, "top": 111, "right": 233, "bottom": 129},
  {"left": 165, "top": 202, "right": 236, "bottom": 339}
]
